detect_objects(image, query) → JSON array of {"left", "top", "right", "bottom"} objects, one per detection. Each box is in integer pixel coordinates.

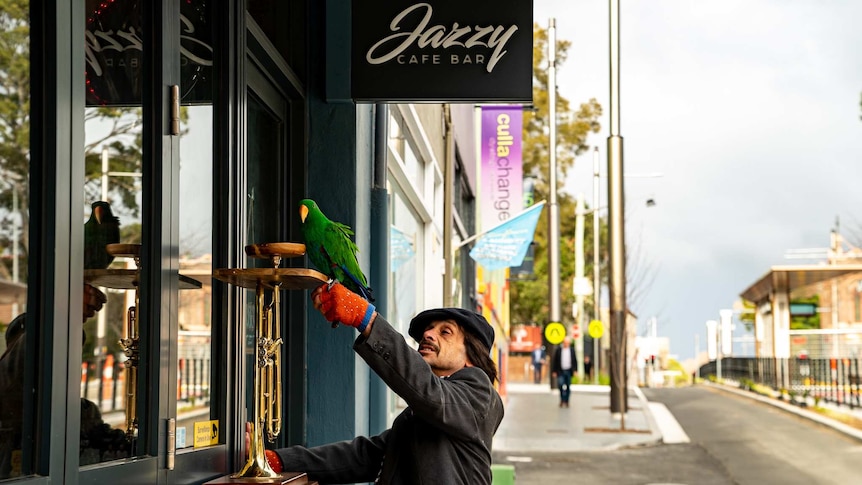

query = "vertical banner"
[{"left": 480, "top": 106, "right": 523, "bottom": 235}]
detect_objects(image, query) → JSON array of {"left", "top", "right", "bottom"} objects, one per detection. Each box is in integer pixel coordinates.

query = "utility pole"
[
  {"left": 592, "top": 147, "right": 601, "bottom": 384},
  {"left": 547, "top": 18, "right": 562, "bottom": 378},
  {"left": 607, "top": 0, "right": 628, "bottom": 420}
]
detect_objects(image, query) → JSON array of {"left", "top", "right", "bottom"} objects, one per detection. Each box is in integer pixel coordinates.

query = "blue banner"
[{"left": 469, "top": 202, "right": 544, "bottom": 271}]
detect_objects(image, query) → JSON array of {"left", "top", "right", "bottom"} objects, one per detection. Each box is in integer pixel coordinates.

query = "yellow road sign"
[
  {"left": 588, "top": 319, "right": 604, "bottom": 339},
  {"left": 544, "top": 322, "right": 566, "bottom": 345}
]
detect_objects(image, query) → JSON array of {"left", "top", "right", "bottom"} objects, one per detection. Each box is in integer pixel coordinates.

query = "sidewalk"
[{"left": 493, "top": 382, "right": 663, "bottom": 453}]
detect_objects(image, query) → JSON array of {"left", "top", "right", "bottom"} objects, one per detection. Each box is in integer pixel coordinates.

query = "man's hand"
[
  {"left": 83, "top": 284, "right": 107, "bottom": 322},
  {"left": 311, "top": 282, "right": 376, "bottom": 332},
  {"left": 265, "top": 449, "right": 283, "bottom": 473}
]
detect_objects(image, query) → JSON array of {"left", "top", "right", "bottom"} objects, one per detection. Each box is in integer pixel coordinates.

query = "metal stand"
[{"left": 208, "top": 242, "right": 326, "bottom": 485}]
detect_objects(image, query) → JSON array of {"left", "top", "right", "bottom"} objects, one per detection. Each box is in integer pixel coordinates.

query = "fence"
[
  {"left": 81, "top": 354, "right": 212, "bottom": 413},
  {"left": 699, "top": 357, "right": 861, "bottom": 410}
]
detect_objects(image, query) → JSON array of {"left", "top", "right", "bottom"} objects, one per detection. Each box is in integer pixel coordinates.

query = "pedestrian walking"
[
  {"left": 531, "top": 346, "right": 546, "bottom": 383},
  {"left": 552, "top": 337, "right": 576, "bottom": 407}
]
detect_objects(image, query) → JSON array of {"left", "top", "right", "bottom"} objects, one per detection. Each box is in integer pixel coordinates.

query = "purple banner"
[{"left": 480, "top": 106, "right": 523, "bottom": 233}]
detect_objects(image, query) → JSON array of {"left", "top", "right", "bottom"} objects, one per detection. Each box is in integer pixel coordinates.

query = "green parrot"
[
  {"left": 299, "top": 199, "right": 373, "bottom": 301},
  {"left": 84, "top": 200, "right": 121, "bottom": 270}
]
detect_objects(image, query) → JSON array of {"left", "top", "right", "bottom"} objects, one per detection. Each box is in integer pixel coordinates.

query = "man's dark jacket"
[
  {"left": 551, "top": 344, "right": 577, "bottom": 374},
  {"left": 277, "top": 315, "right": 505, "bottom": 484}
]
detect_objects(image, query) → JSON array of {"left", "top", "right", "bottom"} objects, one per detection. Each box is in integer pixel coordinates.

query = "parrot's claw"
[
  {"left": 331, "top": 322, "right": 339, "bottom": 329},
  {"left": 326, "top": 278, "right": 336, "bottom": 290}
]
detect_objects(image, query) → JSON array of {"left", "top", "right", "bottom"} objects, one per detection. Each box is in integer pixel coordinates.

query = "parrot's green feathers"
[{"left": 299, "top": 199, "right": 373, "bottom": 301}]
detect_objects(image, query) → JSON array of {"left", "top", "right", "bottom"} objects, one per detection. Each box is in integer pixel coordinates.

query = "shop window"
[{"left": 0, "top": 3, "right": 32, "bottom": 477}]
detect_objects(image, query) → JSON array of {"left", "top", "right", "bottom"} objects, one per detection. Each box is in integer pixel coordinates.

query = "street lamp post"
[
  {"left": 607, "top": 0, "right": 627, "bottom": 420},
  {"left": 547, "top": 18, "right": 562, "bottom": 388},
  {"left": 592, "top": 147, "right": 601, "bottom": 384}
]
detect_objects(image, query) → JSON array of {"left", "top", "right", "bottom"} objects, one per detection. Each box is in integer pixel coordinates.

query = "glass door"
[
  {"left": 80, "top": 0, "right": 156, "bottom": 481},
  {"left": 78, "top": 0, "right": 215, "bottom": 482}
]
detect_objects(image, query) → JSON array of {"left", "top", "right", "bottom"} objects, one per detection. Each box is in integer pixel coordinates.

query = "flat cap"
[{"left": 408, "top": 308, "right": 495, "bottom": 350}]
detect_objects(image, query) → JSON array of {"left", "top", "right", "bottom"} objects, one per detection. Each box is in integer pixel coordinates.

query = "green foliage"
[
  {"left": 0, "top": 1, "right": 31, "bottom": 282},
  {"left": 572, "top": 372, "right": 611, "bottom": 386},
  {"left": 665, "top": 358, "right": 690, "bottom": 386},
  {"left": 790, "top": 294, "right": 820, "bottom": 330},
  {"left": 0, "top": 2, "right": 190, "bottom": 283},
  {"left": 510, "top": 24, "right": 604, "bottom": 327},
  {"left": 737, "top": 299, "right": 755, "bottom": 331},
  {"left": 740, "top": 295, "right": 821, "bottom": 331}
]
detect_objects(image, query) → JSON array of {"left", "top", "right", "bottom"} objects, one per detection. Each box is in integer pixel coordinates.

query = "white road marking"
[{"left": 649, "top": 402, "right": 690, "bottom": 444}]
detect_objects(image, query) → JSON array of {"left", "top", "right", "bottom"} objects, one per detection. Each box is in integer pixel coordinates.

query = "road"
[{"left": 493, "top": 385, "right": 862, "bottom": 484}]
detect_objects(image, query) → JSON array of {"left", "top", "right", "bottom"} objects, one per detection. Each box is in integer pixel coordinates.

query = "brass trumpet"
[
  {"left": 212, "top": 243, "right": 326, "bottom": 482},
  {"left": 110, "top": 244, "right": 142, "bottom": 442},
  {"left": 233, "top": 279, "right": 283, "bottom": 479}
]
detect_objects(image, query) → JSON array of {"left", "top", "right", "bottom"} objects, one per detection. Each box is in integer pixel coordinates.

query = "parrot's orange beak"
[
  {"left": 299, "top": 204, "right": 308, "bottom": 223},
  {"left": 94, "top": 206, "right": 103, "bottom": 224}
]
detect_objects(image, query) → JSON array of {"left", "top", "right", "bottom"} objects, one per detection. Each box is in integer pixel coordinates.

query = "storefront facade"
[{"left": 0, "top": 0, "right": 535, "bottom": 482}]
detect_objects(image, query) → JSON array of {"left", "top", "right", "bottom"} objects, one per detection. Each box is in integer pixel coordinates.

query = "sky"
[{"left": 533, "top": 0, "right": 862, "bottom": 361}]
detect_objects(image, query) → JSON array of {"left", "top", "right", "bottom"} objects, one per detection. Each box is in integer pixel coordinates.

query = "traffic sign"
[
  {"left": 544, "top": 322, "right": 566, "bottom": 345},
  {"left": 588, "top": 319, "right": 604, "bottom": 339}
]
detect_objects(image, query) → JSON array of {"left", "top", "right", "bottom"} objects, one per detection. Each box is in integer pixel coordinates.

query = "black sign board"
[
  {"left": 352, "top": 0, "right": 533, "bottom": 103},
  {"left": 85, "top": 0, "right": 212, "bottom": 106}
]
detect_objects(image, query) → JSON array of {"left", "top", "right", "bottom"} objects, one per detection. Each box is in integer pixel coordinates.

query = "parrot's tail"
[{"left": 340, "top": 264, "right": 375, "bottom": 302}]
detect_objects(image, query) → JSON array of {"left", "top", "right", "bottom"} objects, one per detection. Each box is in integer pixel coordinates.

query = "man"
[
  {"left": 270, "top": 282, "right": 504, "bottom": 484},
  {"left": 1, "top": 284, "right": 128, "bottom": 478},
  {"left": 551, "top": 337, "right": 577, "bottom": 408},
  {"left": 531, "top": 345, "right": 545, "bottom": 384}
]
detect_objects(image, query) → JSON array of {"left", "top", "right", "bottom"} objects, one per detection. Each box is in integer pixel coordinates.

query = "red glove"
[
  {"left": 265, "top": 449, "right": 283, "bottom": 473},
  {"left": 311, "top": 283, "right": 376, "bottom": 332}
]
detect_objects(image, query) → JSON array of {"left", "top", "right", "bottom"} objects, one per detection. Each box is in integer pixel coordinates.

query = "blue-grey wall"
[{"left": 304, "top": 0, "right": 376, "bottom": 447}]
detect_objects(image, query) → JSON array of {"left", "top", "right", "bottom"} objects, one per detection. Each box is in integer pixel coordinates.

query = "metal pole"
[
  {"left": 592, "top": 147, "right": 601, "bottom": 384},
  {"left": 548, "top": 18, "right": 561, "bottom": 339},
  {"left": 443, "top": 104, "right": 454, "bottom": 307},
  {"left": 11, "top": 183, "right": 19, "bottom": 316},
  {"left": 695, "top": 333, "right": 700, "bottom": 381},
  {"left": 574, "top": 193, "right": 585, "bottom": 381},
  {"left": 101, "top": 147, "right": 109, "bottom": 201},
  {"left": 607, "top": 0, "right": 627, "bottom": 420},
  {"left": 96, "top": 147, "right": 110, "bottom": 356}
]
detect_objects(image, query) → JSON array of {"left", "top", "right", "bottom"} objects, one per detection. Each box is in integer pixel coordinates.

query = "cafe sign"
[{"left": 352, "top": 0, "right": 533, "bottom": 103}]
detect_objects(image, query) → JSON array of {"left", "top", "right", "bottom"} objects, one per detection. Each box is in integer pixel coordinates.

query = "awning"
[{"left": 740, "top": 264, "right": 862, "bottom": 303}]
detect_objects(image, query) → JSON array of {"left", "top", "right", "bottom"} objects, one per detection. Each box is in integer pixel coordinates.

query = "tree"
[
  {"left": 510, "top": 25, "right": 660, "bottom": 332},
  {"left": 510, "top": 24, "right": 603, "bottom": 328}
]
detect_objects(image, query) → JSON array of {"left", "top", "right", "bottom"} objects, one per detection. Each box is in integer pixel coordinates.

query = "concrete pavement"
[{"left": 493, "top": 382, "right": 668, "bottom": 453}]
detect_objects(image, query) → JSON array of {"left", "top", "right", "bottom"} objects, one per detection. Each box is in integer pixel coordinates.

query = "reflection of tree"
[
  {"left": 84, "top": 108, "right": 144, "bottom": 217},
  {"left": 0, "top": 1, "right": 30, "bottom": 282}
]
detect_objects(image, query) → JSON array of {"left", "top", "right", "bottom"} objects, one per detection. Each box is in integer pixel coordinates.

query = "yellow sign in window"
[{"left": 194, "top": 420, "right": 219, "bottom": 448}]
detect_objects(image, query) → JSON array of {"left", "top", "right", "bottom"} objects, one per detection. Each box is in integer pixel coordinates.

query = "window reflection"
[
  {"left": 177, "top": 105, "right": 213, "bottom": 449},
  {"left": 82, "top": 0, "right": 146, "bottom": 464},
  {"left": 0, "top": 1, "right": 32, "bottom": 479},
  {"left": 81, "top": 109, "right": 143, "bottom": 464}
]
